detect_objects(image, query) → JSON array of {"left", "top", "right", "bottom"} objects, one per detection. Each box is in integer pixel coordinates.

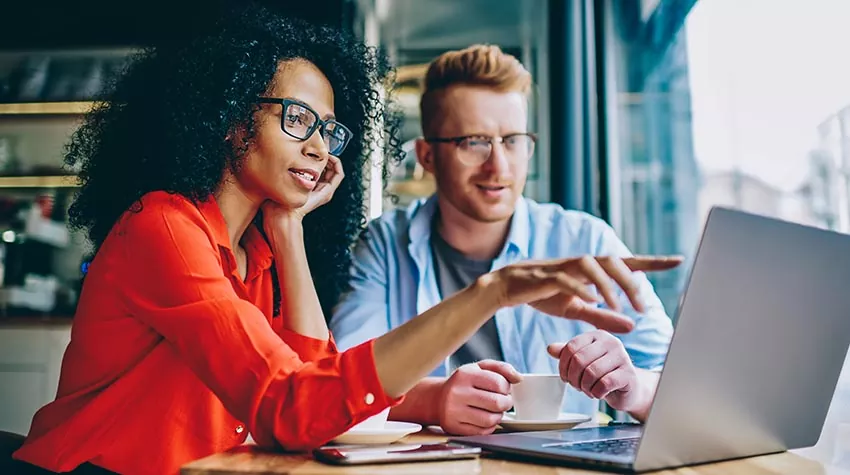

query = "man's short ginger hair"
[{"left": 419, "top": 44, "right": 532, "bottom": 137}]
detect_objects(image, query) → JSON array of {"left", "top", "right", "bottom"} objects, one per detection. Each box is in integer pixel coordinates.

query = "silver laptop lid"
[{"left": 634, "top": 207, "right": 850, "bottom": 472}]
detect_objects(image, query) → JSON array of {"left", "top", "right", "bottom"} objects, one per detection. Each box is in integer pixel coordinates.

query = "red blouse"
[{"left": 14, "top": 191, "right": 400, "bottom": 474}]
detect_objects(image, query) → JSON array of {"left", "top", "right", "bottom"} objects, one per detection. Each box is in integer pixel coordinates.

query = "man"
[{"left": 329, "top": 44, "right": 673, "bottom": 435}]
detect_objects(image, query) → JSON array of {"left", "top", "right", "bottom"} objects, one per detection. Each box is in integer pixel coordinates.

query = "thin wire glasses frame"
[{"left": 424, "top": 133, "right": 537, "bottom": 166}]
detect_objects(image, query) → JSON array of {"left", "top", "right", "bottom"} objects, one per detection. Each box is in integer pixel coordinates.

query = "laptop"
[{"left": 451, "top": 207, "right": 850, "bottom": 472}]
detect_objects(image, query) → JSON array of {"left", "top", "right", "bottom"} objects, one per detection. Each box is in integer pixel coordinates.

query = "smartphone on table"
[{"left": 313, "top": 442, "right": 481, "bottom": 465}]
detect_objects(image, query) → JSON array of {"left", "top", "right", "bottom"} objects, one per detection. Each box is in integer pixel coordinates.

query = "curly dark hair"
[{"left": 65, "top": 3, "right": 402, "bottom": 318}]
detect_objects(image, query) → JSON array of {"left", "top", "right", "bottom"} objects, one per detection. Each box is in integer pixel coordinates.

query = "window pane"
[{"left": 605, "top": 0, "right": 850, "bottom": 317}]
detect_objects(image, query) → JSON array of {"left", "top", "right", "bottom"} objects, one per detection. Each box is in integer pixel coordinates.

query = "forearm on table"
[
  {"left": 373, "top": 275, "right": 499, "bottom": 398},
  {"left": 269, "top": 218, "right": 329, "bottom": 340}
]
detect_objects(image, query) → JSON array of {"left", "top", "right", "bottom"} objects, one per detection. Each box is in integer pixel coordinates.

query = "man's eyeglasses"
[
  {"left": 424, "top": 133, "right": 537, "bottom": 166},
  {"left": 256, "top": 98, "right": 352, "bottom": 156}
]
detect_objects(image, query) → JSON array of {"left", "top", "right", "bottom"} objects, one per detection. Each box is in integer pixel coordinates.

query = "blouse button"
[
  {"left": 364, "top": 393, "right": 375, "bottom": 405},
  {"left": 235, "top": 425, "right": 245, "bottom": 435}
]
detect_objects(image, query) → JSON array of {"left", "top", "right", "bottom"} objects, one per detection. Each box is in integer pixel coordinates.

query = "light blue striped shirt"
[{"left": 329, "top": 196, "right": 673, "bottom": 417}]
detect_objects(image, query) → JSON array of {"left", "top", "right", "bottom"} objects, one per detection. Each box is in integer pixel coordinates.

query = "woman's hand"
[
  {"left": 263, "top": 156, "right": 345, "bottom": 227},
  {"left": 302, "top": 155, "right": 344, "bottom": 215},
  {"left": 487, "top": 255, "right": 682, "bottom": 333}
]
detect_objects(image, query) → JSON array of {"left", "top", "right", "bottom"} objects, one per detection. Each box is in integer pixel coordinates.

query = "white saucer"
[
  {"left": 499, "top": 412, "right": 591, "bottom": 432},
  {"left": 330, "top": 422, "right": 423, "bottom": 445}
]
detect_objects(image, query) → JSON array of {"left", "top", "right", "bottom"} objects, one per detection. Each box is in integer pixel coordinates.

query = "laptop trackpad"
[{"left": 518, "top": 425, "right": 643, "bottom": 443}]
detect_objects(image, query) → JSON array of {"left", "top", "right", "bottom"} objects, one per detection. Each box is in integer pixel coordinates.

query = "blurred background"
[
  {"left": 0, "top": 0, "right": 847, "bottom": 459},
  {"left": 3, "top": 0, "right": 850, "bottom": 322}
]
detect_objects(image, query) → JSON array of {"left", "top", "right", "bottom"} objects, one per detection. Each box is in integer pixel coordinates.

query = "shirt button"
[
  {"left": 235, "top": 425, "right": 245, "bottom": 435},
  {"left": 364, "top": 393, "right": 375, "bottom": 405}
]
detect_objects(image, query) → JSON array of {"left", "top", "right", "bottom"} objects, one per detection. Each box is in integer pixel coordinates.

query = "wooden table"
[
  {"left": 184, "top": 351, "right": 850, "bottom": 474},
  {"left": 182, "top": 427, "right": 848, "bottom": 475}
]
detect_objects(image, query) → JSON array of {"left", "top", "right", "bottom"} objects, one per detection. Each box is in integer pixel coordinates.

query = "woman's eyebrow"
[{"left": 285, "top": 96, "right": 335, "bottom": 120}]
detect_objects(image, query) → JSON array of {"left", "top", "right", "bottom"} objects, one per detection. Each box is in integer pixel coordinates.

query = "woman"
[{"left": 11, "top": 4, "right": 679, "bottom": 475}]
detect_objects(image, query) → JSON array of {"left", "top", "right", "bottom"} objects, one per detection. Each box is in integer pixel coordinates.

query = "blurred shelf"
[
  {"left": 395, "top": 64, "right": 428, "bottom": 84},
  {"left": 0, "top": 101, "right": 94, "bottom": 116},
  {"left": 388, "top": 178, "right": 435, "bottom": 198},
  {"left": 0, "top": 175, "right": 78, "bottom": 188},
  {"left": 0, "top": 316, "right": 74, "bottom": 327}
]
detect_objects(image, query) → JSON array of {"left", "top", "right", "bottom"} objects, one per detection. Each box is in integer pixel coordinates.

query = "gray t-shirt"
[{"left": 430, "top": 228, "right": 505, "bottom": 370}]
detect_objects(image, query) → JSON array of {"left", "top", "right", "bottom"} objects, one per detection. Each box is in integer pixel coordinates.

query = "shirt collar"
[
  {"left": 408, "top": 194, "right": 531, "bottom": 260},
  {"left": 408, "top": 195, "right": 439, "bottom": 248},
  {"left": 197, "top": 195, "right": 231, "bottom": 249},
  {"left": 506, "top": 197, "right": 531, "bottom": 259},
  {"left": 242, "top": 226, "right": 274, "bottom": 275},
  {"left": 196, "top": 195, "right": 273, "bottom": 275}
]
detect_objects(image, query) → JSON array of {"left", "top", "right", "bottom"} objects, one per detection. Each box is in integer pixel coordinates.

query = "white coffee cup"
[
  {"left": 511, "top": 373, "right": 567, "bottom": 420},
  {"left": 351, "top": 407, "right": 390, "bottom": 431}
]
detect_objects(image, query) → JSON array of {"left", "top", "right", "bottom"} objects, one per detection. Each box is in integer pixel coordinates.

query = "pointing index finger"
[{"left": 622, "top": 255, "right": 684, "bottom": 272}]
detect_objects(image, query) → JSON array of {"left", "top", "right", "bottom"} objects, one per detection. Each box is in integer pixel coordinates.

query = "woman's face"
[{"left": 232, "top": 59, "right": 339, "bottom": 209}]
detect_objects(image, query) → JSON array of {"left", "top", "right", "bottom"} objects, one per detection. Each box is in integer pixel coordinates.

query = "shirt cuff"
[
  {"left": 341, "top": 339, "right": 405, "bottom": 422},
  {"left": 278, "top": 328, "right": 338, "bottom": 361}
]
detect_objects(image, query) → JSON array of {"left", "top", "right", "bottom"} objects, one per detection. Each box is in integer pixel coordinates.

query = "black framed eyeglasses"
[
  {"left": 424, "top": 133, "right": 537, "bottom": 166},
  {"left": 256, "top": 97, "right": 353, "bottom": 156}
]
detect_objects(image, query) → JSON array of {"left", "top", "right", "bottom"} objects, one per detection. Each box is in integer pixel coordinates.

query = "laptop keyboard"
[{"left": 554, "top": 437, "right": 640, "bottom": 456}]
